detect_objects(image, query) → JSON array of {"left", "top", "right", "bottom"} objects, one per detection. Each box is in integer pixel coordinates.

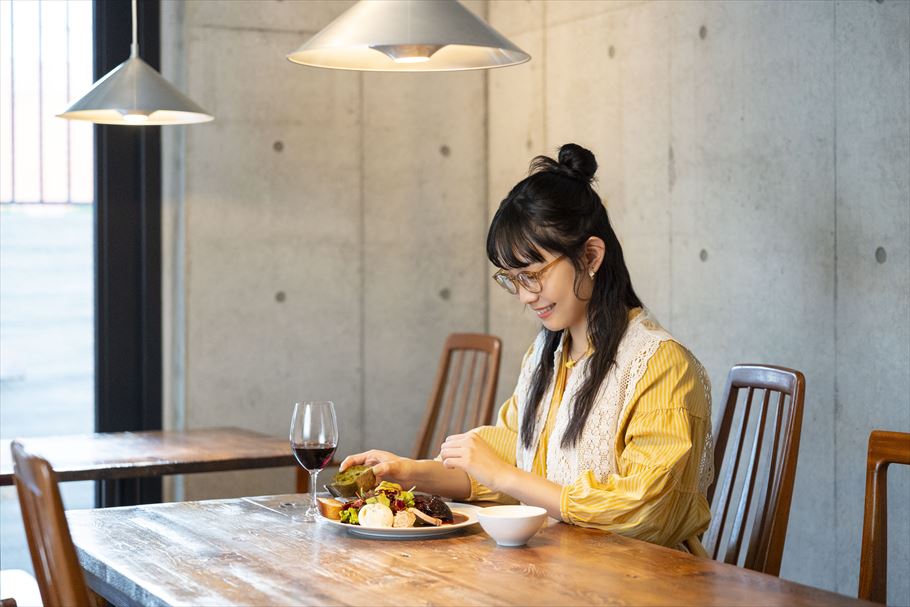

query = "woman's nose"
[{"left": 517, "top": 285, "right": 538, "bottom": 305}]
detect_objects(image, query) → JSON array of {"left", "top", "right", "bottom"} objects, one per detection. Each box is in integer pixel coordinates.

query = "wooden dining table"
[
  {"left": 66, "top": 493, "right": 873, "bottom": 607},
  {"left": 1, "top": 428, "right": 305, "bottom": 500}
]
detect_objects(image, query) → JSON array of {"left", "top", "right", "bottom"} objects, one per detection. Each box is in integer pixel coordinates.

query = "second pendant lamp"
[
  {"left": 58, "top": 0, "right": 212, "bottom": 126},
  {"left": 287, "top": 0, "right": 530, "bottom": 72}
]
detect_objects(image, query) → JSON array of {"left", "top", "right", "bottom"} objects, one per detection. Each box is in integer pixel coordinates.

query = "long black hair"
[{"left": 486, "top": 143, "right": 643, "bottom": 449}]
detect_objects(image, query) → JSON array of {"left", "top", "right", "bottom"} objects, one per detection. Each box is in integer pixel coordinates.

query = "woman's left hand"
[{"left": 439, "top": 431, "right": 513, "bottom": 491}]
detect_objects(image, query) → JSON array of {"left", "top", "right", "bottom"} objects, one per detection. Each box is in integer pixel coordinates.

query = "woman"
[{"left": 342, "top": 143, "right": 713, "bottom": 551}]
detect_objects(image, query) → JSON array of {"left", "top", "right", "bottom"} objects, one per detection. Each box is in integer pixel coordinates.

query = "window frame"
[{"left": 93, "top": 0, "right": 162, "bottom": 507}]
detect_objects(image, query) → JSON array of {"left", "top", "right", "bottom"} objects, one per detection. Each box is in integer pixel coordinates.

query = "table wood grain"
[
  {"left": 0, "top": 428, "right": 297, "bottom": 486},
  {"left": 67, "top": 494, "right": 873, "bottom": 607}
]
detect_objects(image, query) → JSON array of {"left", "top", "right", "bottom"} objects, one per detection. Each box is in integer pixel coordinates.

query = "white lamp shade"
[
  {"left": 287, "top": 0, "right": 530, "bottom": 72},
  {"left": 57, "top": 56, "right": 213, "bottom": 126}
]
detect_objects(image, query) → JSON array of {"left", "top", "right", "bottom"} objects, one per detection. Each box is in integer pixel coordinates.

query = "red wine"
[{"left": 292, "top": 442, "right": 336, "bottom": 470}]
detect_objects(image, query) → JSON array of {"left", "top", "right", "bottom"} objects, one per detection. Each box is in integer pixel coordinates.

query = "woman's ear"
[{"left": 584, "top": 237, "right": 606, "bottom": 276}]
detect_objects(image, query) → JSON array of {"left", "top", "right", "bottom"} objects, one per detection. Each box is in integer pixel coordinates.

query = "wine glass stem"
[{"left": 310, "top": 469, "right": 319, "bottom": 510}]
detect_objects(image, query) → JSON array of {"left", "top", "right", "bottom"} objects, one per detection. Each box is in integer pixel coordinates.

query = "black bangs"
[{"left": 486, "top": 203, "right": 547, "bottom": 270}]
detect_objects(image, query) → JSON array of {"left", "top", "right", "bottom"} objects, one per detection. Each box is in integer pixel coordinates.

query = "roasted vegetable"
[{"left": 329, "top": 465, "right": 377, "bottom": 498}]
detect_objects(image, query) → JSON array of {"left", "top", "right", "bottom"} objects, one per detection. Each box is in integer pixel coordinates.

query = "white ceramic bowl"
[{"left": 476, "top": 505, "right": 548, "bottom": 547}]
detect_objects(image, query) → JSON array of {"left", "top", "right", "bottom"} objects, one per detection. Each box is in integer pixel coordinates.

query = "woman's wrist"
[
  {"left": 494, "top": 467, "right": 564, "bottom": 519},
  {"left": 412, "top": 459, "right": 472, "bottom": 499},
  {"left": 493, "top": 465, "right": 522, "bottom": 497},
  {"left": 409, "top": 459, "right": 437, "bottom": 486}
]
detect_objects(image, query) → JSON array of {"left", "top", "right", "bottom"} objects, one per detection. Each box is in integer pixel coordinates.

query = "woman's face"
[{"left": 509, "top": 250, "right": 589, "bottom": 334}]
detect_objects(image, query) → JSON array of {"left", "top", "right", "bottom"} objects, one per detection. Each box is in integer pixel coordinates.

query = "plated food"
[
  {"left": 319, "top": 479, "right": 457, "bottom": 528},
  {"left": 318, "top": 467, "right": 478, "bottom": 538}
]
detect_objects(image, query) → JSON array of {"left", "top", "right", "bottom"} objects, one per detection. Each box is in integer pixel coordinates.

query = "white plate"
[{"left": 321, "top": 503, "right": 480, "bottom": 539}]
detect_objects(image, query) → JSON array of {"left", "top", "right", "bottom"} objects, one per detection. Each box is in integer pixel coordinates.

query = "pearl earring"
[{"left": 589, "top": 269, "right": 595, "bottom": 278}]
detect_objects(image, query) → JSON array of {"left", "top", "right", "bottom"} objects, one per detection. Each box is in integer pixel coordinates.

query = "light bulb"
[
  {"left": 121, "top": 111, "right": 149, "bottom": 124},
  {"left": 371, "top": 44, "right": 443, "bottom": 64},
  {"left": 393, "top": 56, "right": 431, "bottom": 64}
]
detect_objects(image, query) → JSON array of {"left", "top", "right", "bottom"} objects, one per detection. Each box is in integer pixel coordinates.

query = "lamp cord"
[{"left": 130, "top": 0, "right": 139, "bottom": 58}]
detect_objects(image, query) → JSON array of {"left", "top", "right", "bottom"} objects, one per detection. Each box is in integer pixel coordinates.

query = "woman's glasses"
[{"left": 492, "top": 255, "right": 566, "bottom": 295}]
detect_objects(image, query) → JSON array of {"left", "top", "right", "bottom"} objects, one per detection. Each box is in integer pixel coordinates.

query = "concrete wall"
[
  {"left": 487, "top": 0, "right": 909, "bottom": 602},
  {"left": 163, "top": 0, "right": 489, "bottom": 497},
  {"left": 163, "top": 0, "right": 909, "bottom": 602}
]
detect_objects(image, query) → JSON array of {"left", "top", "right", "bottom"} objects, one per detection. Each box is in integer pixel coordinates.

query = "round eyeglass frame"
[{"left": 492, "top": 255, "right": 566, "bottom": 295}]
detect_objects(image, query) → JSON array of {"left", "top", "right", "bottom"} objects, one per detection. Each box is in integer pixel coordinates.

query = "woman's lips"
[{"left": 534, "top": 303, "right": 555, "bottom": 319}]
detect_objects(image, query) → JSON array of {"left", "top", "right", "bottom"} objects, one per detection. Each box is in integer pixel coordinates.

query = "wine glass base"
[
  {"left": 280, "top": 502, "right": 321, "bottom": 522},
  {"left": 298, "top": 506, "right": 320, "bottom": 523}
]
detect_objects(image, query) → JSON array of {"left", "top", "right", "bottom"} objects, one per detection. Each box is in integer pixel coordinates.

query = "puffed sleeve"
[{"left": 558, "top": 341, "right": 712, "bottom": 548}]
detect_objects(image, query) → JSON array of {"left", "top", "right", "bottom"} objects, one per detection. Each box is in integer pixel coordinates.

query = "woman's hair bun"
[
  {"left": 557, "top": 143, "right": 597, "bottom": 184},
  {"left": 527, "top": 143, "right": 598, "bottom": 185}
]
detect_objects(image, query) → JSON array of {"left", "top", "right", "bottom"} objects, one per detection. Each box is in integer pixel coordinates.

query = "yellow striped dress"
[{"left": 467, "top": 310, "right": 713, "bottom": 551}]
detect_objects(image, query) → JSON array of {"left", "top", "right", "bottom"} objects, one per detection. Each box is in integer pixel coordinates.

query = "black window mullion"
[{"left": 93, "top": 0, "right": 162, "bottom": 507}]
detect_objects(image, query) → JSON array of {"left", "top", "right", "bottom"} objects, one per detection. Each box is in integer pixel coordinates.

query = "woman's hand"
[
  {"left": 339, "top": 450, "right": 417, "bottom": 485},
  {"left": 341, "top": 449, "right": 473, "bottom": 499},
  {"left": 439, "top": 431, "right": 513, "bottom": 491}
]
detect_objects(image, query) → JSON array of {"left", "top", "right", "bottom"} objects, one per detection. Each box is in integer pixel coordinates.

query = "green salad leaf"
[{"left": 366, "top": 493, "right": 391, "bottom": 508}]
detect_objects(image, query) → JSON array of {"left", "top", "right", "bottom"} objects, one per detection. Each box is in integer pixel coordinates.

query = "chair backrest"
[
  {"left": 703, "top": 364, "right": 805, "bottom": 576},
  {"left": 412, "top": 333, "right": 502, "bottom": 460},
  {"left": 10, "top": 440, "right": 91, "bottom": 607},
  {"left": 858, "top": 430, "right": 910, "bottom": 603}
]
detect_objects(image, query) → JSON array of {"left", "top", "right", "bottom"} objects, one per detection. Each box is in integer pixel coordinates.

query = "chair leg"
[{"left": 90, "top": 588, "right": 110, "bottom": 607}]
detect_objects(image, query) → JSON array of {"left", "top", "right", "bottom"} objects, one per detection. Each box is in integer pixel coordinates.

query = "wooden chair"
[
  {"left": 858, "top": 430, "right": 910, "bottom": 603},
  {"left": 412, "top": 333, "right": 502, "bottom": 460},
  {"left": 703, "top": 364, "right": 805, "bottom": 576},
  {"left": 10, "top": 440, "right": 91, "bottom": 607}
]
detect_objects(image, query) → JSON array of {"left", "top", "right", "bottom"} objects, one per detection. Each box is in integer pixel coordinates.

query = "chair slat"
[
  {"left": 451, "top": 351, "right": 478, "bottom": 438},
  {"left": 725, "top": 389, "right": 771, "bottom": 565},
  {"left": 473, "top": 353, "right": 490, "bottom": 427},
  {"left": 747, "top": 391, "right": 786, "bottom": 567}
]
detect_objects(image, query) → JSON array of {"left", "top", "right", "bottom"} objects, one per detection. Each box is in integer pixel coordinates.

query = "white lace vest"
[{"left": 514, "top": 309, "right": 712, "bottom": 492}]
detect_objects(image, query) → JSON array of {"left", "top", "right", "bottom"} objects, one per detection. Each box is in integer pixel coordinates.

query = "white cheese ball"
[{"left": 358, "top": 503, "right": 394, "bottom": 528}]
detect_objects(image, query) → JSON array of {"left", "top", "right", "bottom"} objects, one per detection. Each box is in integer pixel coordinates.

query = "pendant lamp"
[
  {"left": 58, "top": 0, "right": 212, "bottom": 125},
  {"left": 287, "top": 0, "right": 530, "bottom": 72}
]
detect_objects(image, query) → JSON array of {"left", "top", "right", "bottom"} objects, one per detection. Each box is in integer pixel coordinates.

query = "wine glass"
[{"left": 289, "top": 400, "right": 338, "bottom": 522}]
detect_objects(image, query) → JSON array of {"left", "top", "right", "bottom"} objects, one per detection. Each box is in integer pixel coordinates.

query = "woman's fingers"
[
  {"left": 439, "top": 444, "right": 467, "bottom": 470},
  {"left": 441, "top": 434, "right": 473, "bottom": 452},
  {"left": 442, "top": 432, "right": 470, "bottom": 445},
  {"left": 440, "top": 447, "right": 465, "bottom": 469},
  {"left": 371, "top": 461, "right": 393, "bottom": 478},
  {"left": 339, "top": 453, "right": 367, "bottom": 472},
  {"left": 339, "top": 449, "right": 393, "bottom": 471},
  {"left": 439, "top": 446, "right": 462, "bottom": 460}
]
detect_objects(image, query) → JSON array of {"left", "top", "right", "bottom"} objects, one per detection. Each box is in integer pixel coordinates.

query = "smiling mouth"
[{"left": 533, "top": 304, "right": 555, "bottom": 318}]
